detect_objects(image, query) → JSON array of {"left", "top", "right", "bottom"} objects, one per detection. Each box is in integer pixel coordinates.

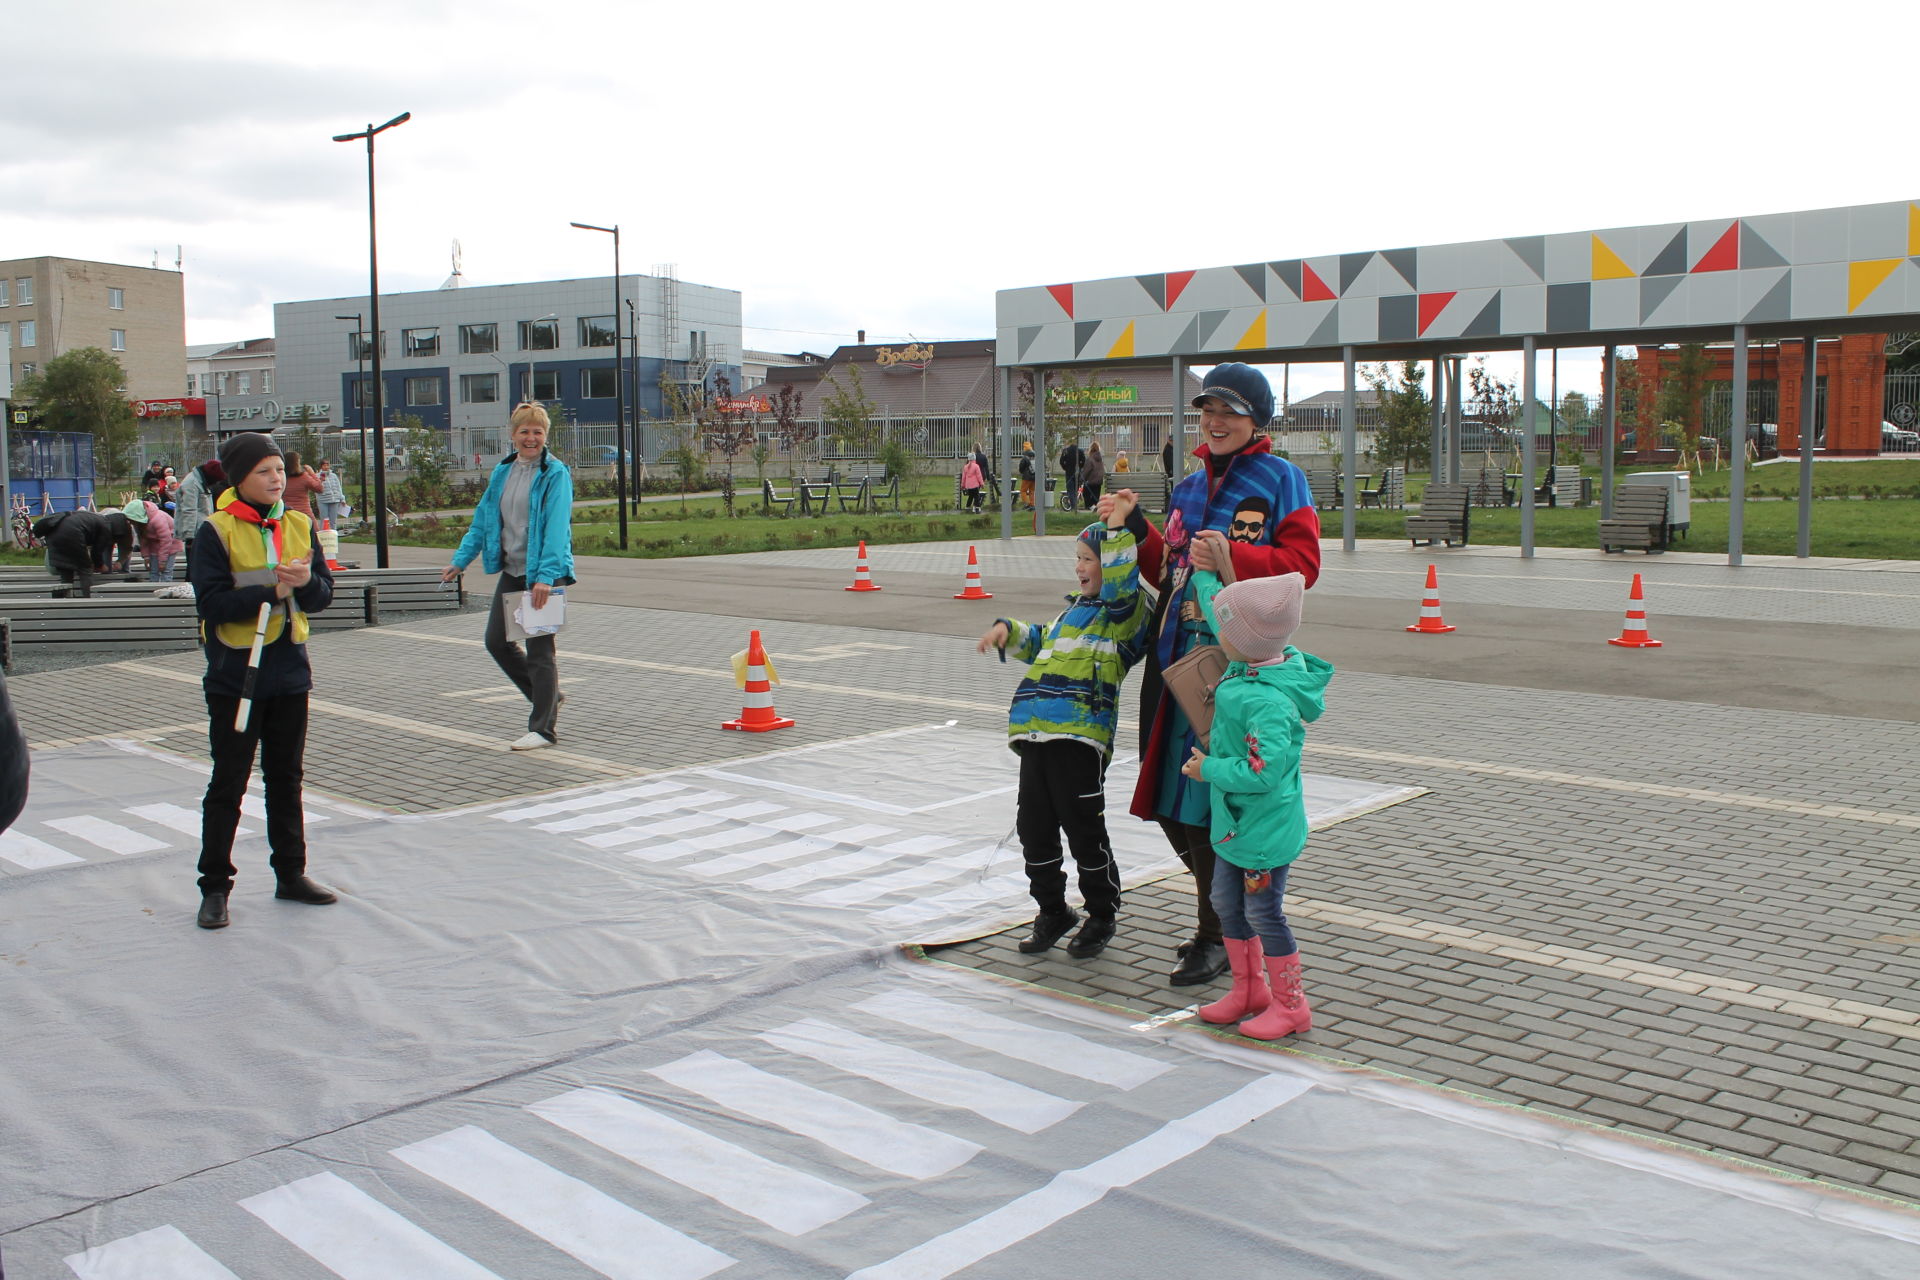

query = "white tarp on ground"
[{"left": 5, "top": 740, "right": 1920, "bottom": 1278}]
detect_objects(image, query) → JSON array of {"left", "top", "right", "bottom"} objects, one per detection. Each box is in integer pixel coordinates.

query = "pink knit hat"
[{"left": 1212, "top": 572, "right": 1304, "bottom": 663}]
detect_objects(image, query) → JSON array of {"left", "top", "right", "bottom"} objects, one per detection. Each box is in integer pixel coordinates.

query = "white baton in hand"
[{"left": 234, "top": 601, "right": 272, "bottom": 732}]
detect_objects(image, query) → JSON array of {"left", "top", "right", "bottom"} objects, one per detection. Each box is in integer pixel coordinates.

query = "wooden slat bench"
[
  {"left": 1537, "top": 464, "right": 1582, "bottom": 508},
  {"left": 1467, "top": 466, "right": 1514, "bottom": 508},
  {"left": 1599, "top": 486, "right": 1670, "bottom": 554},
  {"left": 1361, "top": 466, "right": 1405, "bottom": 509},
  {"left": 761, "top": 478, "right": 797, "bottom": 515},
  {"left": 1406, "top": 483, "right": 1471, "bottom": 547},
  {"left": 330, "top": 567, "right": 463, "bottom": 612},
  {"left": 0, "top": 583, "right": 383, "bottom": 669},
  {"left": 1308, "top": 467, "right": 1343, "bottom": 511}
]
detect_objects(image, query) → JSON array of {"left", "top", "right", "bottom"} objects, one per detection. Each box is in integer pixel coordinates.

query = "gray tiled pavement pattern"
[{"left": 13, "top": 540, "right": 1920, "bottom": 1208}]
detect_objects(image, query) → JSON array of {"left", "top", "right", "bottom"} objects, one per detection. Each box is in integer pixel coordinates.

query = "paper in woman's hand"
[{"left": 507, "top": 588, "right": 566, "bottom": 638}]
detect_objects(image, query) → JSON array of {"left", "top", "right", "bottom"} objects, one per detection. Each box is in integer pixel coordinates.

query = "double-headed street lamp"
[
  {"left": 569, "top": 221, "right": 628, "bottom": 550},
  {"left": 331, "top": 110, "right": 410, "bottom": 568},
  {"left": 333, "top": 313, "right": 370, "bottom": 519}
]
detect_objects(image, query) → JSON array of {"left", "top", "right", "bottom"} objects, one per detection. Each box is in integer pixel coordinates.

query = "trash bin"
[{"left": 1579, "top": 476, "right": 1595, "bottom": 507}]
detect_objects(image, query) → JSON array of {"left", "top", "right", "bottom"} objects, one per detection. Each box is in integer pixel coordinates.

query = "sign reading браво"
[{"left": 1050, "top": 385, "right": 1138, "bottom": 404}]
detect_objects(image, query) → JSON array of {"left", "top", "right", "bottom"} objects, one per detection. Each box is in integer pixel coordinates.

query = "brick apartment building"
[{"left": 0, "top": 256, "right": 186, "bottom": 400}]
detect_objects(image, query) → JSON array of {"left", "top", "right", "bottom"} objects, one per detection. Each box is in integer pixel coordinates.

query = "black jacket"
[
  {"left": 0, "top": 669, "right": 27, "bottom": 834},
  {"left": 37, "top": 510, "right": 107, "bottom": 572},
  {"left": 190, "top": 514, "right": 334, "bottom": 698},
  {"left": 94, "top": 511, "right": 135, "bottom": 569}
]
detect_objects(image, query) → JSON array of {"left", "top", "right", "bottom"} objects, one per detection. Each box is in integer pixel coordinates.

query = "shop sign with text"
[
  {"left": 874, "top": 343, "right": 935, "bottom": 370},
  {"left": 1049, "top": 384, "right": 1138, "bottom": 404}
]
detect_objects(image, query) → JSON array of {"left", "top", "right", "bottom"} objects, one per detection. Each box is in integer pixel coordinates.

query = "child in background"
[
  {"left": 977, "top": 490, "right": 1154, "bottom": 959},
  {"left": 961, "top": 455, "right": 985, "bottom": 511},
  {"left": 1178, "top": 569, "right": 1332, "bottom": 1038},
  {"left": 138, "top": 498, "right": 183, "bottom": 581}
]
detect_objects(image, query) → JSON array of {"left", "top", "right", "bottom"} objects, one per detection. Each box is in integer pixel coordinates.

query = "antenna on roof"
[
  {"left": 175, "top": 245, "right": 183, "bottom": 271},
  {"left": 440, "top": 238, "right": 466, "bottom": 290}
]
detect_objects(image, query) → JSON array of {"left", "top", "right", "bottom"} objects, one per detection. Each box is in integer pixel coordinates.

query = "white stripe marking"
[
  {"left": 683, "top": 824, "right": 900, "bottom": 877},
  {"left": 578, "top": 800, "right": 783, "bottom": 847},
  {"left": 44, "top": 816, "right": 168, "bottom": 855},
  {"left": 848, "top": 1075, "right": 1313, "bottom": 1280},
  {"left": 871, "top": 872, "right": 1027, "bottom": 927},
  {"left": 492, "top": 781, "right": 686, "bottom": 822},
  {"left": 64, "top": 1225, "right": 241, "bottom": 1280},
  {"left": 760, "top": 1018, "right": 1080, "bottom": 1133},
  {"left": 391, "top": 1125, "right": 731, "bottom": 1280},
  {"left": 535, "top": 790, "right": 732, "bottom": 832},
  {"left": 857, "top": 992, "right": 1172, "bottom": 1090},
  {"left": 239, "top": 795, "right": 330, "bottom": 824},
  {"left": 127, "top": 802, "right": 253, "bottom": 839},
  {"left": 529, "top": 1087, "right": 868, "bottom": 1236},
  {"left": 590, "top": 809, "right": 835, "bottom": 854},
  {"left": 805, "top": 847, "right": 1001, "bottom": 906},
  {"left": 0, "top": 830, "right": 84, "bottom": 869},
  {"left": 240, "top": 1171, "right": 504, "bottom": 1280},
  {"left": 650, "top": 1050, "right": 979, "bottom": 1178},
  {"left": 746, "top": 833, "right": 963, "bottom": 892}
]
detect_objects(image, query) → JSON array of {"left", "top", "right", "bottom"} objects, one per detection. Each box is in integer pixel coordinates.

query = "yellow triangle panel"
[
  {"left": 1591, "top": 235, "right": 1635, "bottom": 280},
  {"left": 1105, "top": 321, "right": 1135, "bottom": 360},
  {"left": 1848, "top": 258, "right": 1901, "bottom": 312},
  {"left": 1910, "top": 202, "right": 1920, "bottom": 255},
  {"left": 1234, "top": 311, "right": 1268, "bottom": 350}
]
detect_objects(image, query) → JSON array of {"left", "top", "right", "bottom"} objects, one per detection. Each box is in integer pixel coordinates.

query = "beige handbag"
[{"left": 1162, "top": 643, "right": 1230, "bottom": 749}]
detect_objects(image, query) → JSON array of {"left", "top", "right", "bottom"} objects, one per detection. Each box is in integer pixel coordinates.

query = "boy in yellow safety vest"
[{"left": 190, "top": 431, "right": 335, "bottom": 930}]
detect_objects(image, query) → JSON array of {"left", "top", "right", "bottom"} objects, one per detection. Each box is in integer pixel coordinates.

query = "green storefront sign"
[{"left": 1050, "top": 385, "right": 1138, "bottom": 405}]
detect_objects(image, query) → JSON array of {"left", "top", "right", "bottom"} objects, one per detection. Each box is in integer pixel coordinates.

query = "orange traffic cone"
[
  {"left": 1607, "top": 573, "right": 1662, "bottom": 648},
  {"left": 953, "top": 545, "right": 993, "bottom": 600},
  {"left": 845, "top": 540, "right": 882, "bottom": 592},
  {"left": 1405, "top": 564, "right": 1456, "bottom": 634},
  {"left": 317, "top": 518, "right": 342, "bottom": 571},
  {"left": 722, "top": 629, "right": 796, "bottom": 732}
]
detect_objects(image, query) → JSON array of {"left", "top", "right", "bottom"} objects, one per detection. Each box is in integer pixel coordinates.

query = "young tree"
[
  {"left": 1655, "top": 342, "right": 1716, "bottom": 466},
  {"left": 15, "top": 347, "right": 139, "bottom": 479},
  {"left": 1362, "top": 360, "right": 1430, "bottom": 471},
  {"left": 768, "top": 382, "right": 813, "bottom": 465},
  {"left": 704, "top": 374, "right": 760, "bottom": 516},
  {"left": 821, "top": 363, "right": 880, "bottom": 458}
]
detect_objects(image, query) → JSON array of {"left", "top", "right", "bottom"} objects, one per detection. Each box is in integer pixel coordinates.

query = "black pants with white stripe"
[{"left": 1016, "top": 739, "right": 1121, "bottom": 920}]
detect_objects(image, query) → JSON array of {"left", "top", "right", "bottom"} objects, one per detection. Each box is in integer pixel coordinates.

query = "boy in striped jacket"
[{"left": 976, "top": 490, "right": 1153, "bottom": 959}]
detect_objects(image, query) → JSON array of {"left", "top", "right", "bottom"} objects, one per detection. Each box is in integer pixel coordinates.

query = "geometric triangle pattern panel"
[{"left": 997, "top": 199, "right": 1920, "bottom": 364}]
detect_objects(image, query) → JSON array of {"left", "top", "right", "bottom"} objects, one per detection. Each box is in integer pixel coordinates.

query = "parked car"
[
  {"left": 586, "top": 445, "right": 634, "bottom": 465},
  {"left": 1883, "top": 422, "right": 1920, "bottom": 453}
]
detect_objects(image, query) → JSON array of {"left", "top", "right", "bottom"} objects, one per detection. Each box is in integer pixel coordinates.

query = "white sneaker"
[{"left": 509, "top": 732, "right": 553, "bottom": 751}]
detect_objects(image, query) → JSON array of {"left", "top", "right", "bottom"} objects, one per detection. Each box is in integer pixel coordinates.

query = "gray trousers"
[{"left": 485, "top": 572, "right": 559, "bottom": 741}]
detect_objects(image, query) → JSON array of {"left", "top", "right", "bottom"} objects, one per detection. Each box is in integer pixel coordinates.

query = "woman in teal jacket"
[{"left": 443, "top": 403, "right": 576, "bottom": 750}]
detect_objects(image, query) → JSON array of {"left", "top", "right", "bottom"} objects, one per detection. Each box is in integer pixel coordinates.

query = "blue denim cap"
[{"left": 1192, "top": 362, "right": 1274, "bottom": 429}]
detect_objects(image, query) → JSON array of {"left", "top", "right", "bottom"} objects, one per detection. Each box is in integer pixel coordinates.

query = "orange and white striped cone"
[
  {"left": 318, "top": 519, "right": 342, "bottom": 571},
  {"left": 722, "top": 629, "right": 795, "bottom": 732},
  {"left": 1405, "top": 564, "right": 1456, "bottom": 634},
  {"left": 1607, "top": 573, "right": 1663, "bottom": 648},
  {"left": 953, "top": 545, "right": 993, "bottom": 600},
  {"left": 845, "top": 539, "right": 881, "bottom": 592}
]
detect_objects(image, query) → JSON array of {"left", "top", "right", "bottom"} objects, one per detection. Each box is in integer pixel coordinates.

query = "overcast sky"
[{"left": 5, "top": 0, "right": 1909, "bottom": 401}]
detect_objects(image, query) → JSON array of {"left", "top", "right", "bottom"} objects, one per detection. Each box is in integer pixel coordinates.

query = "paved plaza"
[{"left": 7, "top": 532, "right": 1920, "bottom": 1272}]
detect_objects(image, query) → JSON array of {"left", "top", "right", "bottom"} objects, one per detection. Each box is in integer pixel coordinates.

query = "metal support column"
[
  {"left": 1429, "top": 356, "right": 1443, "bottom": 485},
  {"left": 1032, "top": 369, "right": 1047, "bottom": 537},
  {"left": 1601, "top": 348, "right": 1617, "bottom": 519},
  {"left": 1446, "top": 357, "right": 1463, "bottom": 484},
  {"left": 1728, "top": 325, "right": 1748, "bottom": 567},
  {"left": 1797, "top": 334, "right": 1817, "bottom": 558},
  {"left": 1169, "top": 356, "right": 1184, "bottom": 495},
  {"left": 1520, "top": 335, "right": 1537, "bottom": 557},
  {"left": 998, "top": 366, "right": 1013, "bottom": 541},
  {"left": 1341, "top": 346, "right": 1357, "bottom": 552}
]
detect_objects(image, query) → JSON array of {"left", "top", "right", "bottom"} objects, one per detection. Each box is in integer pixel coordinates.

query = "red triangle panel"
[
  {"left": 1417, "top": 292, "right": 1457, "bottom": 336},
  {"left": 1047, "top": 283, "right": 1075, "bottom": 318},
  {"left": 1692, "top": 223, "right": 1740, "bottom": 273},
  {"left": 1164, "top": 270, "right": 1195, "bottom": 310},
  {"left": 1300, "top": 263, "right": 1336, "bottom": 302}
]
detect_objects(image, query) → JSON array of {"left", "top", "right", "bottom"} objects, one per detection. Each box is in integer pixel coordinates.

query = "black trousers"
[
  {"left": 1016, "top": 739, "right": 1121, "bottom": 919},
  {"left": 1158, "top": 819, "right": 1224, "bottom": 944},
  {"left": 198, "top": 691, "right": 309, "bottom": 893}
]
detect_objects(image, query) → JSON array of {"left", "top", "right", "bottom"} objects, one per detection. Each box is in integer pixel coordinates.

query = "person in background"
[
  {"left": 141, "top": 459, "right": 167, "bottom": 493},
  {"left": 1162, "top": 436, "right": 1175, "bottom": 476},
  {"left": 961, "top": 454, "right": 985, "bottom": 512},
  {"left": 175, "top": 457, "right": 226, "bottom": 574},
  {"left": 1081, "top": 440, "right": 1106, "bottom": 511},
  {"left": 1057, "top": 439, "right": 1083, "bottom": 511},
  {"left": 280, "top": 450, "right": 322, "bottom": 521},
  {"left": 135, "top": 497, "right": 183, "bottom": 581},
  {"left": 94, "top": 505, "right": 136, "bottom": 574},
  {"left": 1115, "top": 449, "right": 1132, "bottom": 474},
  {"left": 316, "top": 459, "right": 347, "bottom": 530},
  {"left": 0, "top": 665, "right": 28, "bottom": 836},
  {"left": 1018, "top": 444, "right": 1036, "bottom": 510},
  {"left": 36, "top": 508, "right": 107, "bottom": 597},
  {"left": 971, "top": 441, "right": 999, "bottom": 503}
]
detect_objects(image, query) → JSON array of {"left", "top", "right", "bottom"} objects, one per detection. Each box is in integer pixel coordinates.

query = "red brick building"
[{"left": 1633, "top": 335, "right": 1886, "bottom": 456}]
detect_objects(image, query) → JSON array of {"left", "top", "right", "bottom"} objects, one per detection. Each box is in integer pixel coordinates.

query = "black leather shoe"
[
  {"left": 197, "top": 892, "right": 229, "bottom": 929},
  {"left": 1066, "top": 916, "right": 1116, "bottom": 959},
  {"left": 274, "top": 876, "right": 338, "bottom": 905},
  {"left": 1017, "top": 909, "right": 1079, "bottom": 954},
  {"left": 1170, "top": 938, "right": 1228, "bottom": 986}
]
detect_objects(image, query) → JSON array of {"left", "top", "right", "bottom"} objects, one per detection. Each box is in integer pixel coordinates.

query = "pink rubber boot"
[
  {"left": 1239, "top": 951, "right": 1312, "bottom": 1039},
  {"left": 1198, "top": 936, "right": 1270, "bottom": 1025}
]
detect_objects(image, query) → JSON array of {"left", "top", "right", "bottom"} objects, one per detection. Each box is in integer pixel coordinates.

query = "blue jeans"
[{"left": 1209, "top": 859, "right": 1297, "bottom": 957}]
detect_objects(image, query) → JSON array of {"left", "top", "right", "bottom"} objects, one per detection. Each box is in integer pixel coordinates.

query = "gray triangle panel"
[
  {"left": 1645, "top": 227, "right": 1689, "bottom": 277},
  {"left": 1462, "top": 292, "right": 1502, "bottom": 338},
  {"left": 1743, "top": 273, "right": 1792, "bottom": 324},
  {"left": 1075, "top": 320, "right": 1103, "bottom": 356},
  {"left": 1504, "top": 236, "right": 1546, "bottom": 279},
  {"left": 1740, "top": 222, "right": 1788, "bottom": 270},
  {"left": 1381, "top": 248, "right": 1417, "bottom": 291},
  {"left": 1017, "top": 326, "right": 1044, "bottom": 361},
  {"left": 1234, "top": 263, "right": 1266, "bottom": 300},
  {"left": 1270, "top": 260, "right": 1303, "bottom": 299},
  {"left": 1307, "top": 305, "right": 1341, "bottom": 348},
  {"left": 1198, "top": 310, "right": 1234, "bottom": 348},
  {"left": 1640, "top": 274, "right": 1685, "bottom": 322},
  {"left": 1135, "top": 274, "right": 1166, "bottom": 310},
  {"left": 1339, "top": 251, "right": 1373, "bottom": 295},
  {"left": 1169, "top": 314, "right": 1204, "bottom": 356}
]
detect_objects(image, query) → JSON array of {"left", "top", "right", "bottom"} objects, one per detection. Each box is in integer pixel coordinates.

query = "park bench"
[
  {"left": 1405, "top": 483, "right": 1471, "bottom": 547},
  {"left": 1119, "top": 472, "right": 1172, "bottom": 515},
  {"left": 761, "top": 477, "right": 797, "bottom": 515},
  {"left": 1538, "top": 465, "right": 1583, "bottom": 508},
  {"left": 1467, "top": 466, "right": 1515, "bottom": 508},
  {"left": 330, "top": 567, "right": 463, "bottom": 612},
  {"left": 1308, "top": 467, "right": 1342, "bottom": 511},
  {"left": 0, "top": 581, "right": 385, "bottom": 669},
  {"left": 1599, "top": 485, "right": 1670, "bottom": 554},
  {"left": 1361, "top": 466, "right": 1405, "bottom": 509},
  {"left": 790, "top": 473, "right": 834, "bottom": 515}
]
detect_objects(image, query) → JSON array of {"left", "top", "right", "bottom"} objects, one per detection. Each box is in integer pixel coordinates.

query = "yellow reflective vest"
[{"left": 201, "top": 496, "right": 314, "bottom": 650}]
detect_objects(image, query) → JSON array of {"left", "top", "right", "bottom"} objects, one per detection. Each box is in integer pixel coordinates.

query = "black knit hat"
[{"left": 217, "top": 432, "right": 282, "bottom": 485}]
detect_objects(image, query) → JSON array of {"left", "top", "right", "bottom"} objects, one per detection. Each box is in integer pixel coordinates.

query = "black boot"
[
  {"left": 1066, "top": 916, "right": 1116, "bottom": 959},
  {"left": 1170, "top": 937, "right": 1228, "bottom": 986},
  {"left": 274, "top": 875, "right": 338, "bottom": 905},
  {"left": 197, "top": 892, "right": 229, "bottom": 929},
  {"left": 1017, "top": 908, "right": 1079, "bottom": 954}
]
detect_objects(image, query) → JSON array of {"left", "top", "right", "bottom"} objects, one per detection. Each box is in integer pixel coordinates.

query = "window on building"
[
  {"left": 108, "top": 287, "right": 125, "bottom": 310},
  {"left": 460, "top": 372, "right": 500, "bottom": 404},
  {"left": 18, "top": 363, "right": 34, "bottom": 378},
  {"left": 403, "top": 327, "right": 440, "bottom": 358},
  {"left": 582, "top": 367, "right": 617, "bottom": 398},
  {"left": 110, "top": 329, "right": 127, "bottom": 352},
  {"left": 237, "top": 372, "right": 251, "bottom": 395},
  {"left": 186, "top": 372, "right": 197, "bottom": 395},
  {"left": 348, "top": 331, "right": 385, "bottom": 361},
  {"left": 579, "top": 315, "right": 616, "bottom": 348},
  {"left": 215, "top": 371, "right": 230, "bottom": 395},
  {"left": 523, "top": 370, "right": 561, "bottom": 402},
  {"left": 0, "top": 322, "right": 9, "bottom": 350},
  {"left": 352, "top": 379, "right": 373, "bottom": 409},
  {"left": 460, "top": 323, "right": 498, "bottom": 355},
  {"left": 0, "top": 280, "right": 10, "bottom": 306},
  {"left": 19, "top": 321, "right": 34, "bottom": 347},
  {"left": 405, "top": 376, "right": 442, "bottom": 407},
  {"left": 518, "top": 318, "right": 560, "bottom": 351},
  {"left": 15, "top": 279, "right": 31, "bottom": 306},
  {"left": 261, "top": 371, "right": 272, "bottom": 394}
]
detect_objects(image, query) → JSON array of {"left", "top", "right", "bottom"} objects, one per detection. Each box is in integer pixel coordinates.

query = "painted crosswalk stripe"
[
  {"left": 590, "top": 810, "right": 837, "bottom": 855},
  {"left": 535, "top": 791, "right": 732, "bottom": 833},
  {"left": 685, "top": 823, "right": 898, "bottom": 877},
  {"left": 391, "top": 1125, "right": 732, "bottom": 1280},
  {"left": 759, "top": 1018, "right": 1080, "bottom": 1134},
  {"left": 64, "top": 1224, "right": 241, "bottom": 1280},
  {"left": 577, "top": 801, "right": 784, "bottom": 848},
  {"left": 804, "top": 846, "right": 1001, "bottom": 907},
  {"left": 0, "top": 830, "right": 84, "bottom": 869},
  {"left": 870, "top": 872, "right": 1027, "bottom": 927},
  {"left": 239, "top": 795, "right": 330, "bottom": 825},
  {"left": 529, "top": 1086, "right": 868, "bottom": 1236},
  {"left": 240, "top": 1170, "right": 504, "bottom": 1280},
  {"left": 127, "top": 803, "right": 253, "bottom": 839},
  {"left": 494, "top": 781, "right": 686, "bottom": 822},
  {"left": 848, "top": 1075, "right": 1314, "bottom": 1280},
  {"left": 44, "top": 815, "right": 168, "bottom": 856},
  {"left": 743, "top": 835, "right": 959, "bottom": 892},
  {"left": 855, "top": 992, "right": 1172, "bottom": 1089},
  {"left": 650, "top": 1049, "right": 979, "bottom": 1178}
]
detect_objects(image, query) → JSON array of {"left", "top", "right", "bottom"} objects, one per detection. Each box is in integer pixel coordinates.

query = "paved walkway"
[{"left": 11, "top": 533, "right": 1920, "bottom": 1206}]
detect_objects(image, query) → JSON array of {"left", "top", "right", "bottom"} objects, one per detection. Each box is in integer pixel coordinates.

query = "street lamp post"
[
  {"left": 626, "top": 298, "right": 641, "bottom": 512},
  {"left": 331, "top": 110, "right": 410, "bottom": 568},
  {"left": 334, "top": 313, "right": 370, "bottom": 520},
  {"left": 569, "top": 221, "right": 628, "bottom": 549}
]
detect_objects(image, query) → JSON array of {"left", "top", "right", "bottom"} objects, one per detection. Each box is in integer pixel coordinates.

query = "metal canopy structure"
[{"left": 994, "top": 199, "right": 1920, "bottom": 561}]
